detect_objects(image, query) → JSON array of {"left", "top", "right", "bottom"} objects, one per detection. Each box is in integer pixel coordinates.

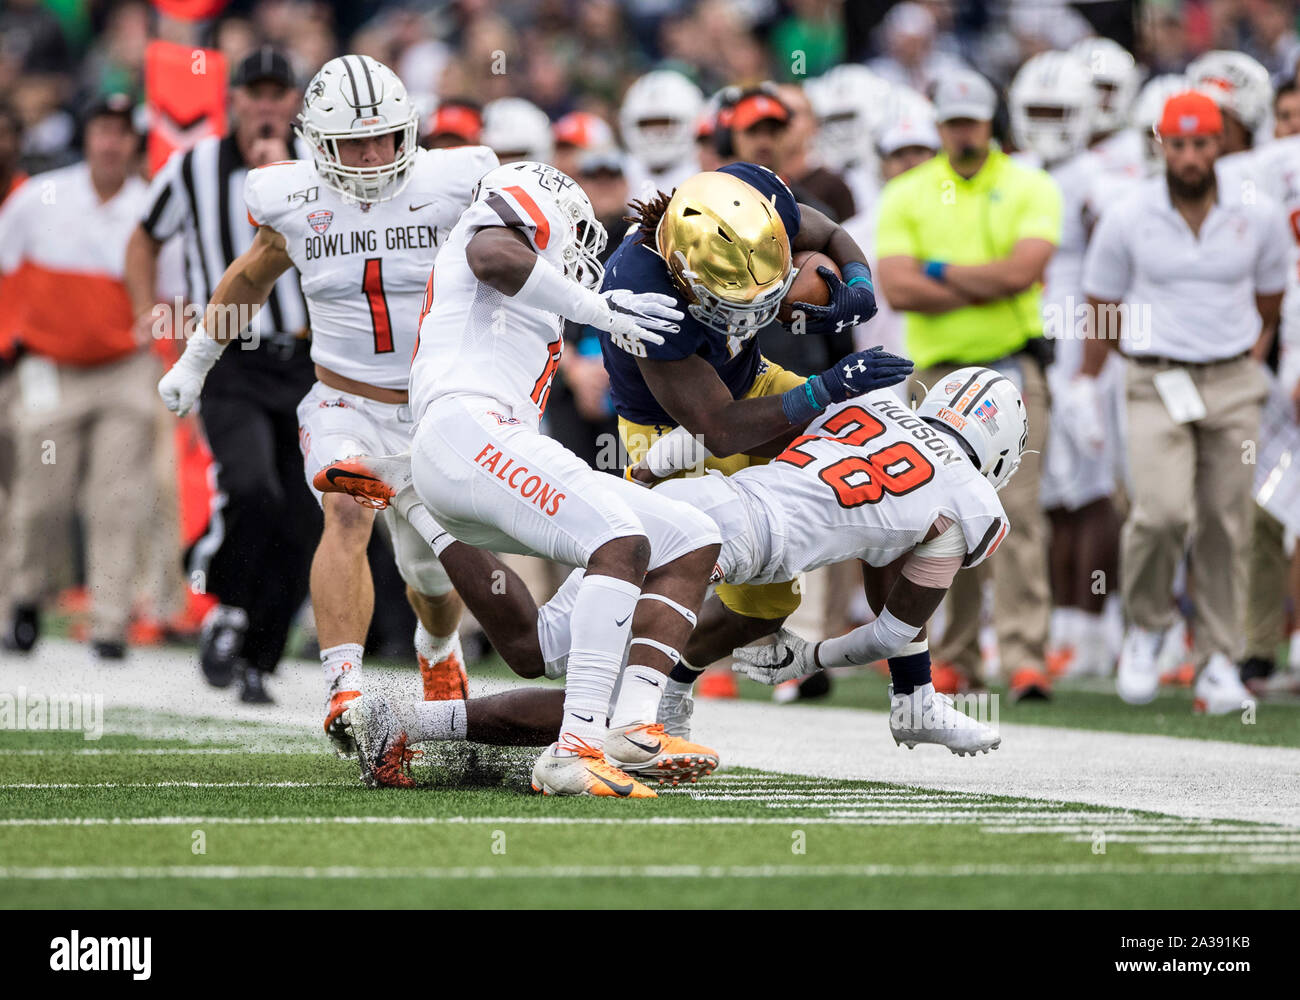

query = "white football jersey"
[
  {"left": 725, "top": 394, "right": 1009, "bottom": 585},
  {"left": 244, "top": 144, "right": 498, "bottom": 389},
  {"left": 409, "top": 163, "right": 577, "bottom": 425}
]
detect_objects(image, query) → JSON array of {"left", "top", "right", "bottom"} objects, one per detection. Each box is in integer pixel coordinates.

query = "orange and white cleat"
[
  {"left": 312, "top": 452, "right": 413, "bottom": 510},
  {"left": 531, "top": 734, "right": 657, "bottom": 798},
  {"left": 323, "top": 684, "right": 361, "bottom": 759},
  {"left": 346, "top": 694, "right": 420, "bottom": 789},
  {"left": 604, "top": 722, "right": 719, "bottom": 786},
  {"left": 420, "top": 633, "right": 469, "bottom": 701}
]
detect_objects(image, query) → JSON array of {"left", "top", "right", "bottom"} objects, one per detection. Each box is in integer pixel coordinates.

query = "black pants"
[{"left": 193, "top": 381, "right": 319, "bottom": 673}]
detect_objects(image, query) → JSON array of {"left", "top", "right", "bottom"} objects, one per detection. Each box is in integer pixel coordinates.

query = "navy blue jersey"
[{"left": 595, "top": 163, "right": 802, "bottom": 428}]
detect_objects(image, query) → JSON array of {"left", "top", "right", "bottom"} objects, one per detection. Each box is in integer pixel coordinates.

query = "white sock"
[
  {"left": 537, "top": 567, "right": 582, "bottom": 675},
  {"left": 414, "top": 620, "right": 456, "bottom": 662},
  {"left": 398, "top": 699, "right": 468, "bottom": 743},
  {"left": 664, "top": 676, "right": 694, "bottom": 699},
  {"left": 559, "top": 574, "right": 641, "bottom": 752},
  {"left": 321, "top": 643, "right": 364, "bottom": 690},
  {"left": 610, "top": 664, "right": 665, "bottom": 728},
  {"left": 396, "top": 493, "right": 454, "bottom": 557}
]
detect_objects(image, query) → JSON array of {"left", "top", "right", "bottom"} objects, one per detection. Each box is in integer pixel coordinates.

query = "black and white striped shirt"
[{"left": 141, "top": 133, "right": 310, "bottom": 347}]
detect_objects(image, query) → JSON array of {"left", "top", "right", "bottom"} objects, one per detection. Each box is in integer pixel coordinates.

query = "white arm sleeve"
[
  {"left": 814, "top": 607, "right": 922, "bottom": 669},
  {"left": 643, "top": 425, "right": 714, "bottom": 478},
  {"left": 513, "top": 254, "right": 609, "bottom": 327}
]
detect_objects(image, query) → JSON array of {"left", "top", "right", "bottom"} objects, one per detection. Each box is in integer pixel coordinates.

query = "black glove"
[
  {"left": 815, "top": 346, "right": 914, "bottom": 403},
  {"left": 790, "top": 265, "right": 878, "bottom": 335}
]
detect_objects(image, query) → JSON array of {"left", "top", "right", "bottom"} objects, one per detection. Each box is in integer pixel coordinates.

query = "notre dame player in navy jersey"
[{"left": 593, "top": 161, "right": 911, "bottom": 728}]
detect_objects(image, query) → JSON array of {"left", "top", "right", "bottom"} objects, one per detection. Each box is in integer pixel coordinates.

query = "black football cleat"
[
  {"left": 92, "top": 640, "right": 127, "bottom": 661},
  {"left": 238, "top": 663, "right": 274, "bottom": 704},
  {"left": 199, "top": 605, "right": 248, "bottom": 688},
  {"left": 4, "top": 603, "right": 40, "bottom": 654}
]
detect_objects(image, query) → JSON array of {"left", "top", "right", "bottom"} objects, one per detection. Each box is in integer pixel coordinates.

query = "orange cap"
[
  {"left": 731, "top": 93, "right": 789, "bottom": 132},
  {"left": 1158, "top": 90, "right": 1223, "bottom": 137},
  {"left": 430, "top": 104, "right": 482, "bottom": 142}
]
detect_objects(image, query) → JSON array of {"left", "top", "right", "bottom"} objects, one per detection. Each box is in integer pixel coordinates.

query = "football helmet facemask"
[
  {"left": 297, "top": 55, "right": 419, "bottom": 204},
  {"left": 476, "top": 161, "right": 607, "bottom": 290},
  {"left": 656, "top": 170, "right": 794, "bottom": 340},
  {"left": 1009, "top": 51, "right": 1098, "bottom": 165}
]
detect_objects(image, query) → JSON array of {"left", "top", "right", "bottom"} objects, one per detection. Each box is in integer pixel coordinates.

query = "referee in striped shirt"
[{"left": 125, "top": 48, "right": 319, "bottom": 702}]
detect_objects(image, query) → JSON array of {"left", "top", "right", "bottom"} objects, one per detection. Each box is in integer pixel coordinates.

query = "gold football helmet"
[{"left": 656, "top": 171, "right": 794, "bottom": 339}]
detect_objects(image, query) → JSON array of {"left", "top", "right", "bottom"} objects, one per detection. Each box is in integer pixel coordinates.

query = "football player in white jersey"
[
  {"left": 398, "top": 158, "right": 726, "bottom": 797},
  {"left": 157, "top": 55, "right": 499, "bottom": 755},
  {"left": 619, "top": 70, "right": 704, "bottom": 205},
  {"left": 805, "top": 65, "right": 896, "bottom": 215},
  {"left": 319, "top": 368, "right": 1022, "bottom": 758},
  {"left": 1009, "top": 51, "right": 1120, "bottom": 678}
]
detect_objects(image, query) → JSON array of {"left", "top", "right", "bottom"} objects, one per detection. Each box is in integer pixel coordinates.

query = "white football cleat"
[
  {"left": 604, "top": 722, "right": 719, "bottom": 785},
  {"left": 889, "top": 683, "right": 1001, "bottom": 756},
  {"left": 347, "top": 694, "right": 419, "bottom": 789},
  {"left": 1193, "top": 654, "right": 1256, "bottom": 716},
  {"left": 312, "top": 452, "right": 413, "bottom": 510},
  {"left": 531, "top": 735, "right": 656, "bottom": 798},
  {"left": 1116, "top": 625, "right": 1163, "bottom": 705},
  {"left": 656, "top": 683, "right": 695, "bottom": 740}
]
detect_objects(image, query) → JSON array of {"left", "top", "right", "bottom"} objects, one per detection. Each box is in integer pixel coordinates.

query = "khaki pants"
[
  {"left": 1121, "top": 355, "right": 1268, "bottom": 664},
  {"left": 5, "top": 350, "right": 160, "bottom": 641},
  {"left": 921, "top": 355, "right": 1052, "bottom": 676}
]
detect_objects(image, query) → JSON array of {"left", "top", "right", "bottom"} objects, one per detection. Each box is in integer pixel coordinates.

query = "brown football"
[{"left": 777, "top": 250, "right": 840, "bottom": 327}]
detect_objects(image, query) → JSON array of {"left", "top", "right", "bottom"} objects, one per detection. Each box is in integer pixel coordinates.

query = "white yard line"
[
  {"left": 0, "top": 861, "right": 1289, "bottom": 881},
  {"left": 4, "top": 639, "right": 1299, "bottom": 826},
  {"left": 692, "top": 699, "right": 1300, "bottom": 827}
]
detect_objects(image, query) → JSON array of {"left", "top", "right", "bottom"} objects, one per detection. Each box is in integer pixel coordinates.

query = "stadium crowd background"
[{"left": 1, "top": 0, "right": 1298, "bottom": 712}]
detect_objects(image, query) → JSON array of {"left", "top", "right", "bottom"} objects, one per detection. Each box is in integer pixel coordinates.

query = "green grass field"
[{"left": 3, "top": 706, "right": 1298, "bottom": 909}]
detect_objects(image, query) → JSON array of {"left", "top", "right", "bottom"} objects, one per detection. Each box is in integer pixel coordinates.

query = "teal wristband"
[{"left": 923, "top": 260, "right": 947, "bottom": 282}]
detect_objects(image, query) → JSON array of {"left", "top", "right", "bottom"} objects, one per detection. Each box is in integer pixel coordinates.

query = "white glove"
[
  {"left": 1060, "top": 375, "right": 1106, "bottom": 456},
  {"left": 731, "top": 628, "right": 821, "bottom": 685},
  {"left": 157, "top": 328, "right": 226, "bottom": 416},
  {"left": 592, "top": 289, "right": 683, "bottom": 356}
]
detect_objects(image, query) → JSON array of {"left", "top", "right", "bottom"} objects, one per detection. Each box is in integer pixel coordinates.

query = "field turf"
[{"left": 2, "top": 706, "right": 1298, "bottom": 909}]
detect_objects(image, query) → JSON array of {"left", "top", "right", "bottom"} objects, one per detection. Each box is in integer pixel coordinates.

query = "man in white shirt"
[
  {"left": 0, "top": 96, "right": 155, "bottom": 660},
  {"left": 1081, "top": 91, "right": 1288, "bottom": 714}
]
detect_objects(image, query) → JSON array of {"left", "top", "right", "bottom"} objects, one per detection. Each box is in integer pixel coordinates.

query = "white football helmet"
[
  {"left": 1131, "top": 74, "right": 1188, "bottom": 174},
  {"left": 482, "top": 98, "right": 555, "bottom": 164},
  {"left": 618, "top": 70, "right": 704, "bottom": 172},
  {"left": 1009, "top": 51, "right": 1098, "bottom": 165},
  {"left": 297, "top": 55, "right": 420, "bottom": 204},
  {"left": 476, "top": 161, "right": 607, "bottom": 290},
  {"left": 915, "top": 367, "right": 1029, "bottom": 492},
  {"left": 1186, "top": 50, "right": 1272, "bottom": 136},
  {"left": 1070, "top": 37, "right": 1140, "bottom": 135},
  {"left": 806, "top": 64, "right": 893, "bottom": 171}
]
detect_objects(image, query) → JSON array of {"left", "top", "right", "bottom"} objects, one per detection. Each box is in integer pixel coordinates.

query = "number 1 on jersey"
[{"left": 363, "top": 257, "right": 393, "bottom": 354}]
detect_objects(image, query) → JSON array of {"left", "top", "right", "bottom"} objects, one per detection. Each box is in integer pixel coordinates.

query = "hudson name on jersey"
[
  {"left": 716, "top": 393, "right": 1009, "bottom": 586},
  {"left": 244, "top": 144, "right": 498, "bottom": 389}
]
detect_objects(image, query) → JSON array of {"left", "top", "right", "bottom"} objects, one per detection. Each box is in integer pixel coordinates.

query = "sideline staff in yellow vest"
[{"left": 874, "top": 68, "right": 1059, "bottom": 701}]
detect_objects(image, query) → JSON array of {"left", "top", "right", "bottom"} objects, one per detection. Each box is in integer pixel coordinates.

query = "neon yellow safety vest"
[{"left": 874, "top": 147, "right": 1061, "bottom": 369}]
